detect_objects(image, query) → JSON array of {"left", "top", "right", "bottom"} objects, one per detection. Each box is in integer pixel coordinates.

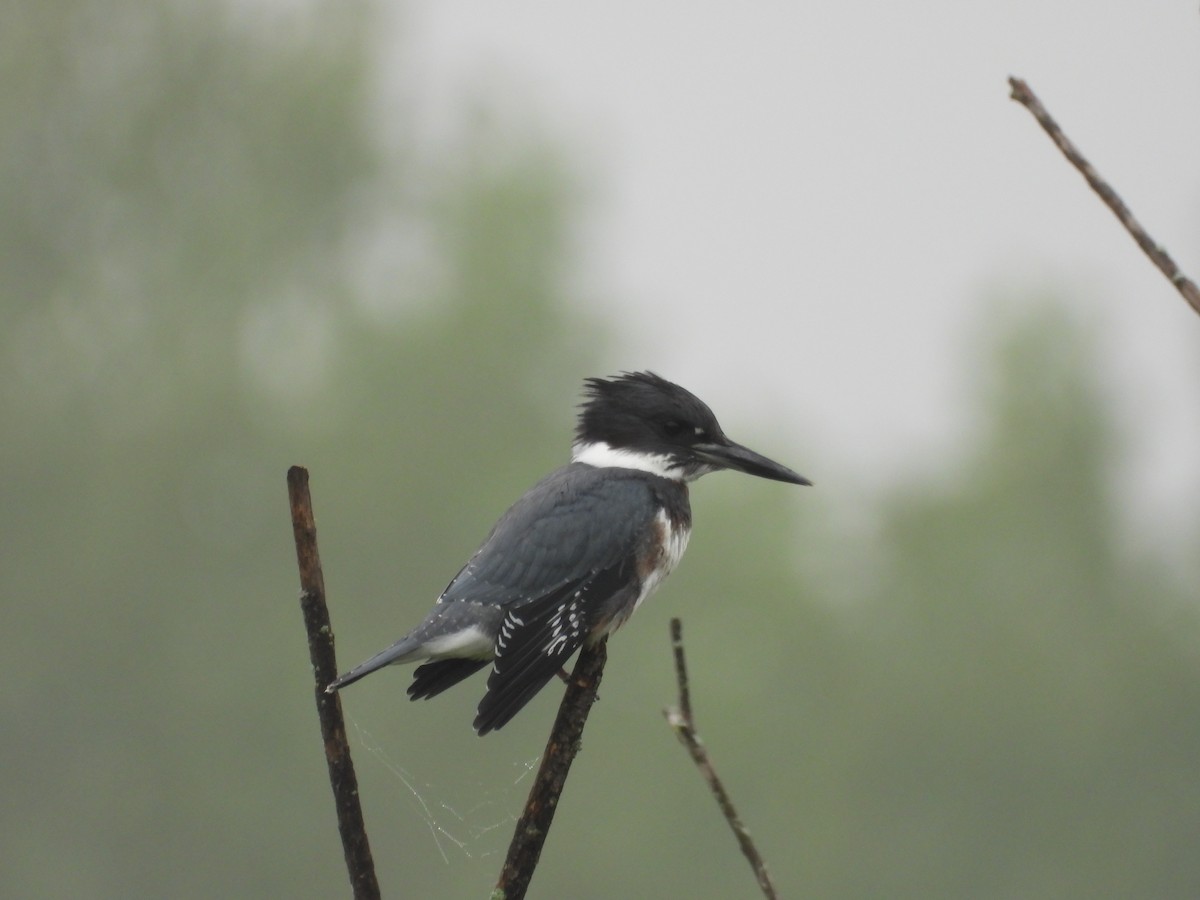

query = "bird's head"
[{"left": 572, "top": 371, "right": 810, "bottom": 485}]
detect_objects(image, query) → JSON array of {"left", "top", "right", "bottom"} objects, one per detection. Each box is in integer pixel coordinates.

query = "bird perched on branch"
[{"left": 327, "top": 371, "right": 809, "bottom": 734}]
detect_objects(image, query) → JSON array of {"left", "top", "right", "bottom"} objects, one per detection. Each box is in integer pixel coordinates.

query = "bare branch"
[
  {"left": 663, "top": 619, "right": 779, "bottom": 899},
  {"left": 287, "top": 466, "right": 381, "bottom": 900},
  {"left": 492, "top": 638, "right": 609, "bottom": 900},
  {"left": 1008, "top": 76, "right": 1200, "bottom": 317}
]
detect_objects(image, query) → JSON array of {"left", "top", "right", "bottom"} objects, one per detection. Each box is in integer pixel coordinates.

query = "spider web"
[{"left": 347, "top": 716, "right": 540, "bottom": 864}]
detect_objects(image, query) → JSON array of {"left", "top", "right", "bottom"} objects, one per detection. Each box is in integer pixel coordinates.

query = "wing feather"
[
  {"left": 474, "top": 560, "right": 636, "bottom": 734},
  {"left": 440, "top": 464, "right": 658, "bottom": 609}
]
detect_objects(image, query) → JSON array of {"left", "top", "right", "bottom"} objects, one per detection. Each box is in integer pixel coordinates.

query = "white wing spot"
[
  {"left": 496, "top": 612, "right": 528, "bottom": 657},
  {"left": 543, "top": 600, "right": 586, "bottom": 657}
]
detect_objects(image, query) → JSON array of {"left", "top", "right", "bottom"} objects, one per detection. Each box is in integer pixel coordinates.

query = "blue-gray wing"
[
  {"left": 437, "top": 463, "right": 667, "bottom": 733},
  {"left": 439, "top": 463, "right": 662, "bottom": 611}
]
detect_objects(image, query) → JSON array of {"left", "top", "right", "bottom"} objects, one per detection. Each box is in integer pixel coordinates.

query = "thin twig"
[
  {"left": 663, "top": 619, "right": 778, "bottom": 899},
  {"left": 492, "top": 638, "right": 609, "bottom": 900},
  {"left": 1008, "top": 76, "right": 1200, "bottom": 318},
  {"left": 287, "top": 466, "right": 381, "bottom": 900}
]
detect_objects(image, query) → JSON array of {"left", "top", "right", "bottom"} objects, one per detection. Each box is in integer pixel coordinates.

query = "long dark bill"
[{"left": 695, "top": 439, "right": 811, "bottom": 486}]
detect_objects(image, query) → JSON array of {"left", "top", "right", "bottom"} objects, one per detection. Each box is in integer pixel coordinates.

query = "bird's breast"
[
  {"left": 630, "top": 507, "right": 691, "bottom": 615},
  {"left": 642, "top": 506, "right": 690, "bottom": 574}
]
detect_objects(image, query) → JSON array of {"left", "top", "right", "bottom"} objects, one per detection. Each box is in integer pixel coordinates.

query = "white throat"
[{"left": 571, "top": 441, "right": 684, "bottom": 481}]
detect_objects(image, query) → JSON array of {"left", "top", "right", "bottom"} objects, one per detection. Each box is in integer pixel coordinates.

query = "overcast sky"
[{"left": 386, "top": 1, "right": 1200, "bottom": 551}]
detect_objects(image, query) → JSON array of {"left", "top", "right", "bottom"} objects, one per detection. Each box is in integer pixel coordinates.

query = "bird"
[{"left": 326, "top": 371, "right": 809, "bottom": 734}]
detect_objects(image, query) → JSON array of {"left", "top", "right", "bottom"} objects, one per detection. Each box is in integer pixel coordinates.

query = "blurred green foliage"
[{"left": 3, "top": 2, "right": 1199, "bottom": 898}]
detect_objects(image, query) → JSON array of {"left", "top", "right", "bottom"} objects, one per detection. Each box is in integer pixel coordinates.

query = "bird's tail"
[{"left": 325, "top": 637, "right": 421, "bottom": 694}]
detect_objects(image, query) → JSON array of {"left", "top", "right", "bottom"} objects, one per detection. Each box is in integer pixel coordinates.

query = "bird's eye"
[{"left": 661, "top": 419, "right": 688, "bottom": 437}]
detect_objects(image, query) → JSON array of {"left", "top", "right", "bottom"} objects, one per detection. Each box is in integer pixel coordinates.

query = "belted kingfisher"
[{"left": 327, "top": 371, "right": 809, "bottom": 734}]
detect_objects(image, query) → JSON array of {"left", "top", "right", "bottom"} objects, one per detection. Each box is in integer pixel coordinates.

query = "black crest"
[{"left": 575, "top": 371, "right": 724, "bottom": 450}]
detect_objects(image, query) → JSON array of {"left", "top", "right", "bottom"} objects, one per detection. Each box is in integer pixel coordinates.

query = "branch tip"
[
  {"left": 287, "top": 468, "right": 380, "bottom": 900},
  {"left": 664, "top": 620, "right": 778, "bottom": 899},
  {"left": 1007, "top": 76, "right": 1200, "bottom": 317}
]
